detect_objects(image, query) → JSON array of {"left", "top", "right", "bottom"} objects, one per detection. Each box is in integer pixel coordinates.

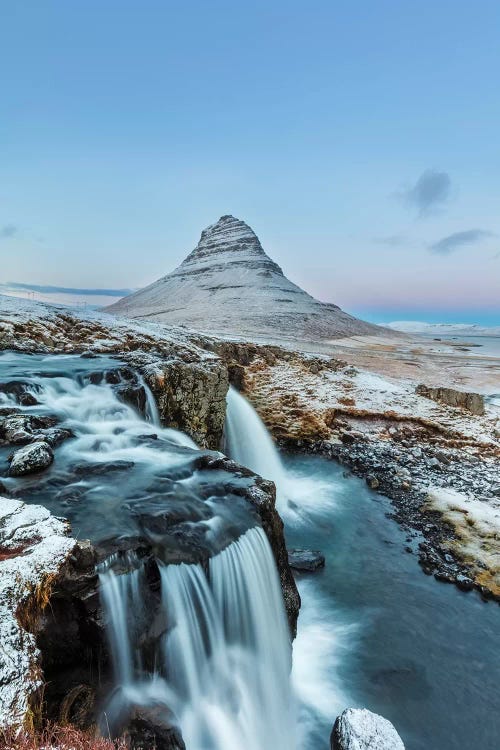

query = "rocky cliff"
[
  {"left": 0, "top": 295, "right": 228, "bottom": 450},
  {"left": 106, "top": 215, "right": 382, "bottom": 343}
]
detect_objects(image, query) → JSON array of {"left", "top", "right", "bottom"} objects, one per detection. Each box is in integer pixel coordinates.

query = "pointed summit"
[
  {"left": 182, "top": 215, "right": 283, "bottom": 275},
  {"left": 106, "top": 216, "right": 381, "bottom": 342}
]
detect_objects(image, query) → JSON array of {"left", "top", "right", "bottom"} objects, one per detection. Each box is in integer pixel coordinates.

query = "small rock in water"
[
  {"left": 9, "top": 441, "right": 54, "bottom": 476},
  {"left": 366, "top": 475, "right": 380, "bottom": 490},
  {"left": 331, "top": 708, "right": 405, "bottom": 750},
  {"left": 288, "top": 548, "right": 325, "bottom": 572},
  {"left": 456, "top": 574, "right": 474, "bottom": 591}
]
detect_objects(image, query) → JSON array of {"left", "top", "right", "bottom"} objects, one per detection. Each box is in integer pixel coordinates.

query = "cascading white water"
[
  {"left": 137, "top": 373, "right": 161, "bottom": 425},
  {"left": 225, "top": 386, "right": 288, "bottom": 509},
  {"left": 99, "top": 527, "right": 294, "bottom": 750},
  {"left": 98, "top": 564, "right": 142, "bottom": 687},
  {"left": 30, "top": 372, "right": 196, "bottom": 460}
]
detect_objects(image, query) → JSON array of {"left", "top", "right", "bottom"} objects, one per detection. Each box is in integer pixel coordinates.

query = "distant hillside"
[
  {"left": 388, "top": 321, "right": 500, "bottom": 337},
  {"left": 106, "top": 215, "right": 384, "bottom": 342}
]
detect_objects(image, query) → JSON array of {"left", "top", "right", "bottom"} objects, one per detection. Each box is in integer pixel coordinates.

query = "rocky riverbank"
[{"left": 214, "top": 339, "right": 500, "bottom": 602}]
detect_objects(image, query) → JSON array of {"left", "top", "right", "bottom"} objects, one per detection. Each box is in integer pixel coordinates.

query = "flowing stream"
[
  {"left": 2, "top": 354, "right": 499, "bottom": 749},
  {"left": 224, "top": 388, "right": 500, "bottom": 750}
]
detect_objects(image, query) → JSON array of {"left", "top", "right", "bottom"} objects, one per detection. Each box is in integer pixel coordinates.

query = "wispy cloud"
[
  {"left": 372, "top": 234, "right": 419, "bottom": 248},
  {"left": 0, "top": 282, "right": 133, "bottom": 297},
  {"left": 403, "top": 170, "right": 452, "bottom": 217},
  {"left": 373, "top": 234, "right": 406, "bottom": 247},
  {"left": 0, "top": 224, "right": 18, "bottom": 238},
  {"left": 429, "top": 229, "right": 494, "bottom": 255}
]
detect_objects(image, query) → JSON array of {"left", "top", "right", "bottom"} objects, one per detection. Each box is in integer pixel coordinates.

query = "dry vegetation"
[{"left": 0, "top": 725, "right": 126, "bottom": 750}]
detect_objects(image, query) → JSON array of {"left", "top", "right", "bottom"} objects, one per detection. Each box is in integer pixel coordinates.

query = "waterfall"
[
  {"left": 29, "top": 371, "right": 196, "bottom": 456},
  {"left": 225, "top": 386, "right": 287, "bottom": 509},
  {"left": 98, "top": 565, "right": 142, "bottom": 687},
  {"left": 99, "top": 527, "right": 294, "bottom": 750},
  {"left": 137, "top": 373, "right": 161, "bottom": 426}
]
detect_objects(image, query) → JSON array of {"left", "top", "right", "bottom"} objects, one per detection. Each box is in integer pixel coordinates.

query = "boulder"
[
  {"left": 124, "top": 705, "right": 185, "bottom": 750},
  {"left": 1, "top": 414, "right": 34, "bottom": 444},
  {"left": 331, "top": 708, "right": 405, "bottom": 750},
  {"left": 9, "top": 441, "right": 54, "bottom": 476},
  {"left": 288, "top": 548, "right": 325, "bottom": 572}
]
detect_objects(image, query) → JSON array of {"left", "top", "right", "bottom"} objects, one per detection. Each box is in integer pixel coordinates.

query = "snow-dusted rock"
[
  {"left": 331, "top": 708, "right": 405, "bottom": 750},
  {"left": 8, "top": 441, "right": 53, "bottom": 476},
  {"left": 106, "top": 215, "right": 382, "bottom": 343},
  {"left": 0, "top": 295, "right": 229, "bottom": 449},
  {"left": 2, "top": 414, "right": 33, "bottom": 445},
  {"left": 0, "top": 497, "right": 76, "bottom": 727}
]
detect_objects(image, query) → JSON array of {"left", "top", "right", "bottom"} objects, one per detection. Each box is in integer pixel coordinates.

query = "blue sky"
[{"left": 1, "top": 0, "right": 499, "bottom": 323}]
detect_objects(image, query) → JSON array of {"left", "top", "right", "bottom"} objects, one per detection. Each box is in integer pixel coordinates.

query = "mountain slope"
[{"left": 106, "top": 215, "right": 382, "bottom": 341}]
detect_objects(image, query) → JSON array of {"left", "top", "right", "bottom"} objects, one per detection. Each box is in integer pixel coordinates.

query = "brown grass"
[
  {"left": 17, "top": 572, "right": 58, "bottom": 634},
  {"left": 0, "top": 724, "right": 127, "bottom": 750}
]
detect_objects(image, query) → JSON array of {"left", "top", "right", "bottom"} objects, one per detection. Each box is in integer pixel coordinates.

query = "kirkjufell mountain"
[{"left": 106, "top": 215, "right": 381, "bottom": 341}]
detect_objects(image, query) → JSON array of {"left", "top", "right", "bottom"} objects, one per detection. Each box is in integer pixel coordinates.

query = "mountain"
[{"left": 106, "top": 215, "right": 382, "bottom": 342}]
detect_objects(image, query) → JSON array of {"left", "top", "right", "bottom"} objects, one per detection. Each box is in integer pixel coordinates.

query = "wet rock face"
[
  {"left": 122, "top": 705, "right": 186, "bottom": 750},
  {"left": 9, "top": 441, "right": 54, "bottom": 476},
  {"left": 415, "top": 384, "right": 485, "bottom": 416},
  {"left": 137, "top": 357, "right": 229, "bottom": 450},
  {"left": 0, "top": 381, "right": 39, "bottom": 406},
  {"left": 331, "top": 708, "right": 405, "bottom": 750}
]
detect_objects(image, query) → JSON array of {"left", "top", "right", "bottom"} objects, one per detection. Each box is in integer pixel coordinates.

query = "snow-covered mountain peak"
[
  {"left": 106, "top": 216, "right": 383, "bottom": 343},
  {"left": 181, "top": 215, "right": 283, "bottom": 275}
]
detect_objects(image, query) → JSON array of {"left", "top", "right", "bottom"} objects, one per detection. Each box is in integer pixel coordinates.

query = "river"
[{"left": 284, "top": 453, "right": 500, "bottom": 750}]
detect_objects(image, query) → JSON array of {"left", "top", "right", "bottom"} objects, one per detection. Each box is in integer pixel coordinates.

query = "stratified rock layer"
[
  {"left": 415, "top": 384, "right": 485, "bottom": 416},
  {"left": 106, "top": 215, "right": 381, "bottom": 343}
]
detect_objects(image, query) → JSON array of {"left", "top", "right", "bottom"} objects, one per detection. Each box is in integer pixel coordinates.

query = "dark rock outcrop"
[
  {"left": 126, "top": 353, "right": 229, "bottom": 450},
  {"left": 123, "top": 705, "right": 185, "bottom": 750}
]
